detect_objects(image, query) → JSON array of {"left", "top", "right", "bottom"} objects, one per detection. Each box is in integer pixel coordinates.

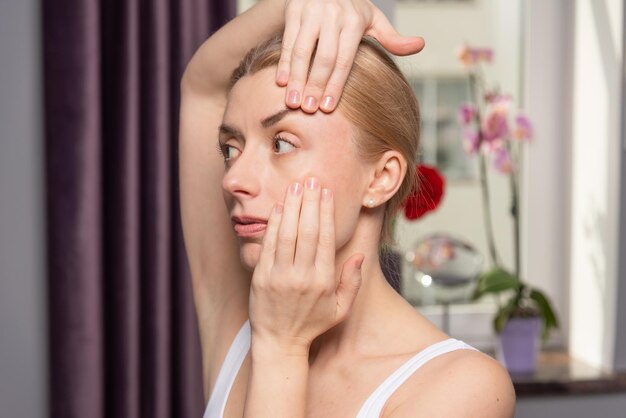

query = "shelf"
[{"left": 484, "top": 349, "right": 626, "bottom": 397}]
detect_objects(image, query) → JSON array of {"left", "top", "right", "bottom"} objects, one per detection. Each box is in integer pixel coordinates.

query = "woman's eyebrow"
[
  {"left": 261, "top": 108, "right": 293, "bottom": 128},
  {"left": 218, "top": 124, "right": 244, "bottom": 142}
]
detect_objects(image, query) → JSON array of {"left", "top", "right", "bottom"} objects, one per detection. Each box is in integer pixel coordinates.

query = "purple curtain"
[{"left": 43, "top": 1, "right": 235, "bottom": 417}]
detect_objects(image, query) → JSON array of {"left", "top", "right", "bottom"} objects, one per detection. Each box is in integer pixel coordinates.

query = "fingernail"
[
  {"left": 289, "top": 182, "right": 302, "bottom": 195},
  {"left": 274, "top": 203, "right": 283, "bottom": 214},
  {"left": 306, "top": 177, "right": 319, "bottom": 190},
  {"left": 322, "top": 96, "right": 334, "bottom": 110},
  {"left": 322, "top": 188, "right": 332, "bottom": 200},
  {"left": 288, "top": 90, "right": 300, "bottom": 106},
  {"left": 277, "top": 71, "right": 288, "bottom": 84},
  {"left": 304, "top": 96, "right": 317, "bottom": 110}
]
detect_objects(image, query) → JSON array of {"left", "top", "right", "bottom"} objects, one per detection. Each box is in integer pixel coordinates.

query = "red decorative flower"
[{"left": 402, "top": 164, "right": 445, "bottom": 220}]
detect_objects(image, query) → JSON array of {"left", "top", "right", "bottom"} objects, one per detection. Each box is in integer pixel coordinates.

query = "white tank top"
[{"left": 203, "top": 320, "right": 478, "bottom": 418}]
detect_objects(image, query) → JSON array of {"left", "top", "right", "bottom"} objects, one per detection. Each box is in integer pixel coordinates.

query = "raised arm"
[{"left": 179, "top": 0, "right": 287, "bottom": 401}]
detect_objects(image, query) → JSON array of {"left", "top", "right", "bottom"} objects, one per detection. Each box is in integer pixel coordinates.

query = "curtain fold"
[{"left": 44, "top": 0, "right": 236, "bottom": 417}]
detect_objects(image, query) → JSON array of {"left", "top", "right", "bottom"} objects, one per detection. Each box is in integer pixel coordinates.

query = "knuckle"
[
  {"left": 292, "top": 45, "right": 310, "bottom": 60},
  {"left": 323, "top": 282, "right": 335, "bottom": 296},
  {"left": 251, "top": 277, "right": 266, "bottom": 292},
  {"left": 314, "top": 53, "right": 336, "bottom": 72},
  {"left": 285, "top": 276, "right": 307, "bottom": 293},
  {"left": 334, "top": 56, "right": 353, "bottom": 73},
  {"left": 344, "top": 15, "right": 362, "bottom": 29},
  {"left": 318, "top": 232, "right": 334, "bottom": 247},
  {"left": 323, "top": 2, "right": 342, "bottom": 20},
  {"left": 278, "top": 232, "right": 296, "bottom": 247},
  {"left": 268, "top": 279, "right": 283, "bottom": 294},
  {"left": 285, "top": 1, "right": 301, "bottom": 17},
  {"left": 304, "top": 78, "right": 326, "bottom": 94},
  {"left": 325, "top": 79, "right": 342, "bottom": 92},
  {"left": 278, "top": 54, "right": 291, "bottom": 66},
  {"left": 281, "top": 42, "right": 294, "bottom": 55},
  {"left": 299, "top": 227, "right": 318, "bottom": 241}
]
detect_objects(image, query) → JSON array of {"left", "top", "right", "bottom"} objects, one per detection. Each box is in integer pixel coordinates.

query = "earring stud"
[{"left": 367, "top": 198, "right": 375, "bottom": 208}]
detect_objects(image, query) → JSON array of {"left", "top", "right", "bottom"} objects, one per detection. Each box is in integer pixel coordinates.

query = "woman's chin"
[{"left": 239, "top": 242, "right": 262, "bottom": 271}]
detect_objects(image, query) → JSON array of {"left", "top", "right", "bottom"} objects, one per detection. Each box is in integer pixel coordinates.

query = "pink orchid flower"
[
  {"left": 458, "top": 103, "right": 476, "bottom": 125},
  {"left": 462, "top": 128, "right": 481, "bottom": 154},
  {"left": 514, "top": 114, "right": 534, "bottom": 141},
  {"left": 492, "top": 145, "right": 514, "bottom": 174},
  {"left": 481, "top": 100, "right": 510, "bottom": 142},
  {"left": 457, "top": 44, "right": 494, "bottom": 68}
]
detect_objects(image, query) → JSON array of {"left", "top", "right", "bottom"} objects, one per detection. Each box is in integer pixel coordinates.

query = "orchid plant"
[{"left": 456, "top": 44, "right": 559, "bottom": 342}]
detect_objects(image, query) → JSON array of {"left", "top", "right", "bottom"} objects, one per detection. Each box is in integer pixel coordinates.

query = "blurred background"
[{"left": 1, "top": 0, "right": 626, "bottom": 417}]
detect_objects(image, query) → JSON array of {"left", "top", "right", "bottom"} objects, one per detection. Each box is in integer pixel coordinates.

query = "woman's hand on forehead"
[{"left": 277, "top": 0, "right": 425, "bottom": 114}]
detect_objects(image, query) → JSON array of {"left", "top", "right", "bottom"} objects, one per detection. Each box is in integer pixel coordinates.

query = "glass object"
[
  {"left": 404, "top": 233, "right": 483, "bottom": 304},
  {"left": 402, "top": 233, "right": 484, "bottom": 332}
]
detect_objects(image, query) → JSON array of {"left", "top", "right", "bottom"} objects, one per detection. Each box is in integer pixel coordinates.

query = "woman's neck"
[{"left": 307, "top": 241, "right": 407, "bottom": 365}]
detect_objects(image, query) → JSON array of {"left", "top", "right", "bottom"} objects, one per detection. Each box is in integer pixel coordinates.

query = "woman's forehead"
[{"left": 224, "top": 69, "right": 353, "bottom": 136}]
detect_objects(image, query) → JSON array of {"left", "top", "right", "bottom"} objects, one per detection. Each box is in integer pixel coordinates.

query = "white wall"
[
  {"left": 568, "top": 0, "right": 623, "bottom": 372},
  {"left": 0, "top": 0, "right": 48, "bottom": 417},
  {"left": 523, "top": 0, "right": 573, "bottom": 352}
]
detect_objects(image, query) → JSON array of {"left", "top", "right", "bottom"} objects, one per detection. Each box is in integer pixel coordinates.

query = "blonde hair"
[{"left": 230, "top": 34, "right": 420, "bottom": 247}]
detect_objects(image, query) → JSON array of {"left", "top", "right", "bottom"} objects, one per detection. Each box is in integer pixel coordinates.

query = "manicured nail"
[
  {"left": 322, "top": 188, "right": 332, "bottom": 200},
  {"left": 306, "top": 177, "right": 319, "bottom": 190},
  {"left": 322, "top": 96, "right": 334, "bottom": 110},
  {"left": 288, "top": 90, "right": 300, "bottom": 106},
  {"left": 277, "top": 71, "right": 288, "bottom": 85},
  {"left": 304, "top": 96, "right": 317, "bottom": 110},
  {"left": 289, "top": 182, "right": 302, "bottom": 195},
  {"left": 274, "top": 203, "right": 283, "bottom": 214}
]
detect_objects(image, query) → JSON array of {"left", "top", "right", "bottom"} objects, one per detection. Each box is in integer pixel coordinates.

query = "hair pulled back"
[{"left": 229, "top": 34, "right": 420, "bottom": 247}]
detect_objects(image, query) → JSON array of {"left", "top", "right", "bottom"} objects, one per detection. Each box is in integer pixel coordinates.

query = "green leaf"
[
  {"left": 493, "top": 297, "right": 517, "bottom": 333},
  {"left": 529, "top": 288, "right": 560, "bottom": 343},
  {"left": 472, "top": 268, "right": 521, "bottom": 300}
]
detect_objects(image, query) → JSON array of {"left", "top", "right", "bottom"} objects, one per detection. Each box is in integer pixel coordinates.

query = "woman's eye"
[
  {"left": 216, "top": 142, "right": 240, "bottom": 161},
  {"left": 273, "top": 136, "right": 295, "bottom": 154}
]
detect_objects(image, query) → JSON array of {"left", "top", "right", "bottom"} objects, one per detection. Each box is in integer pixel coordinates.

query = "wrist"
[{"left": 250, "top": 334, "right": 311, "bottom": 360}]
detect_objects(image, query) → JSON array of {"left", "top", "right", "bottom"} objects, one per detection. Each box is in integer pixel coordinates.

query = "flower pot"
[{"left": 496, "top": 316, "right": 541, "bottom": 373}]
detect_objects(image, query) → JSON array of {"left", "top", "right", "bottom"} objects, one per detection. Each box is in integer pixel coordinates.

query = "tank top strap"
[
  {"left": 355, "top": 338, "right": 479, "bottom": 418},
  {"left": 204, "top": 319, "right": 251, "bottom": 418}
]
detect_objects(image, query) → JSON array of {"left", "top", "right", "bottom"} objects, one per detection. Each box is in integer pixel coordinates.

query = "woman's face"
[{"left": 220, "top": 67, "right": 369, "bottom": 270}]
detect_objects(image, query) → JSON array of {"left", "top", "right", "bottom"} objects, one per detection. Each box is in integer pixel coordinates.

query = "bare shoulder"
[{"left": 385, "top": 349, "right": 516, "bottom": 418}]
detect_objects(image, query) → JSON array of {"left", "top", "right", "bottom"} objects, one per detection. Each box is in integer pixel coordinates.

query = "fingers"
[
  {"left": 278, "top": 4, "right": 425, "bottom": 113},
  {"left": 367, "top": 9, "right": 425, "bottom": 56},
  {"left": 274, "top": 182, "right": 303, "bottom": 266},
  {"left": 314, "top": 188, "right": 335, "bottom": 271},
  {"left": 257, "top": 202, "right": 284, "bottom": 272},
  {"left": 319, "top": 29, "right": 362, "bottom": 113},
  {"left": 272, "top": 178, "right": 332, "bottom": 270},
  {"left": 294, "top": 177, "right": 321, "bottom": 266},
  {"left": 276, "top": 4, "right": 301, "bottom": 86},
  {"left": 300, "top": 19, "right": 340, "bottom": 113},
  {"left": 335, "top": 254, "right": 364, "bottom": 321},
  {"left": 285, "top": 19, "right": 320, "bottom": 109}
]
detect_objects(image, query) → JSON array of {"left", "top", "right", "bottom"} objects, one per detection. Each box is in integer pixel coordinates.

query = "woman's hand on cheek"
[
  {"left": 248, "top": 177, "right": 364, "bottom": 355},
  {"left": 277, "top": 0, "right": 425, "bottom": 114}
]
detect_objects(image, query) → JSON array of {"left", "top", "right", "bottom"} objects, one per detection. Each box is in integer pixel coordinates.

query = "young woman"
[{"left": 179, "top": 0, "right": 516, "bottom": 417}]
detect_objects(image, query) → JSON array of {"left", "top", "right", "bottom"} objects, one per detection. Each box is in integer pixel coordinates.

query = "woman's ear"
[{"left": 362, "top": 150, "right": 407, "bottom": 208}]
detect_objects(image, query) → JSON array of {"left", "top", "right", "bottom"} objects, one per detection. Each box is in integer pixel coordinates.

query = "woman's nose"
[{"left": 221, "top": 149, "right": 261, "bottom": 199}]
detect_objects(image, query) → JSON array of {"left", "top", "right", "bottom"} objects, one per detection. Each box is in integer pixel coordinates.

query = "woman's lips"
[{"left": 234, "top": 223, "right": 267, "bottom": 237}]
